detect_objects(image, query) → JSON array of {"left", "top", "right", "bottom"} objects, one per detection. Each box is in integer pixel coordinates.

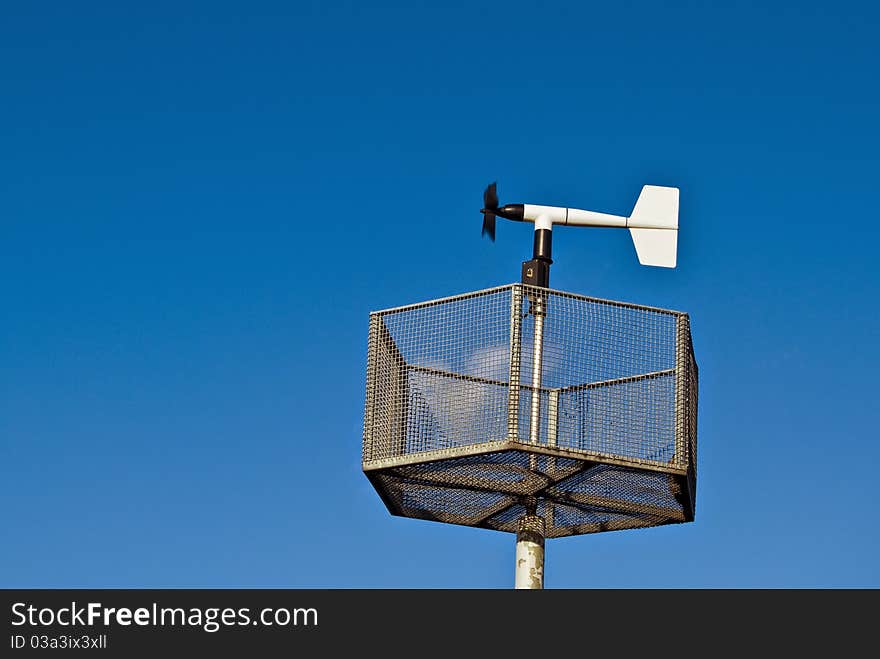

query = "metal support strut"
[{"left": 529, "top": 295, "right": 546, "bottom": 445}]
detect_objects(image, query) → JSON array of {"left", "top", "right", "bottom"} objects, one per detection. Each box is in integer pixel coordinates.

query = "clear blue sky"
[{"left": 2, "top": 0, "right": 878, "bottom": 588}]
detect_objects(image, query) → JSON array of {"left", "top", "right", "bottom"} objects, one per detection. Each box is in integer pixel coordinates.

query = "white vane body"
[{"left": 522, "top": 185, "right": 679, "bottom": 268}]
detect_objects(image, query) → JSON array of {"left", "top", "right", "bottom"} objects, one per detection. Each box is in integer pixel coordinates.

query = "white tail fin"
[
  {"left": 629, "top": 228, "right": 678, "bottom": 267},
  {"left": 628, "top": 185, "right": 679, "bottom": 268}
]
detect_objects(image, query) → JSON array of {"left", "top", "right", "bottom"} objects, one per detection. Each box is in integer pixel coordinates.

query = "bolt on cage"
[{"left": 362, "top": 283, "right": 698, "bottom": 538}]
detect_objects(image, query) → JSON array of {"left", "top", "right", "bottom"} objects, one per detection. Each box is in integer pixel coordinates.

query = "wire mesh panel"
[{"left": 363, "top": 284, "right": 698, "bottom": 537}]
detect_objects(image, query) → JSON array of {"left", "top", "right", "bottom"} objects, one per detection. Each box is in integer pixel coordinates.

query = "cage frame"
[{"left": 362, "top": 283, "right": 698, "bottom": 538}]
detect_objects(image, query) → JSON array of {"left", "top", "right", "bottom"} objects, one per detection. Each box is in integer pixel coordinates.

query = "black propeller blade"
[{"left": 481, "top": 181, "right": 498, "bottom": 241}]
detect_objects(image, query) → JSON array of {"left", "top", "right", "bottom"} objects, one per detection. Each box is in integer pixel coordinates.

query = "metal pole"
[
  {"left": 529, "top": 295, "right": 545, "bottom": 444},
  {"left": 515, "top": 510, "right": 545, "bottom": 589},
  {"left": 515, "top": 215, "right": 552, "bottom": 589}
]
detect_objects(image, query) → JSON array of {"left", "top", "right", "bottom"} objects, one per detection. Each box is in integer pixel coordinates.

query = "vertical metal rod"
[
  {"left": 547, "top": 389, "right": 559, "bottom": 448},
  {"left": 363, "top": 315, "right": 379, "bottom": 463},
  {"left": 545, "top": 388, "right": 558, "bottom": 532},
  {"left": 674, "top": 314, "right": 689, "bottom": 467},
  {"left": 529, "top": 296, "right": 545, "bottom": 444},
  {"left": 507, "top": 286, "right": 524, "bottom": 442},
  {"left": 515, "top": 512, "right": 545, "bottom": 589}
]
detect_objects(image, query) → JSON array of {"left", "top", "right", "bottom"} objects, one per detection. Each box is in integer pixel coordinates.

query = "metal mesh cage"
[{"left": 363, "top": 284, "right": 698, "bottom": 538}]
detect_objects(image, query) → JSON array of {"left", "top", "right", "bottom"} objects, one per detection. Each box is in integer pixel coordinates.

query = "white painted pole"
[{"left": 515, "top": 513, "right": 545, "bottom": 589}]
